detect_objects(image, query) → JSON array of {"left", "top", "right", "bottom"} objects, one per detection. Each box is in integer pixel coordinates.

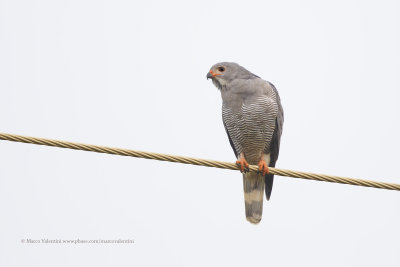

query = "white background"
[{"left": 1, "top": 0, "right": 399, "bottom": 266}]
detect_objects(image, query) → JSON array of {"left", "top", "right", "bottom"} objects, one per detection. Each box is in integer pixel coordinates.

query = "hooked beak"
[{"left": 207, "top": 70, "right": 221, "bottom": 79}]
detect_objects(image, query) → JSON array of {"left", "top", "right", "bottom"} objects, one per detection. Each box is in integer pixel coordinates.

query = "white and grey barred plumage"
[{"left": 207, "top": 62, "right": 283, "bottom": 224}]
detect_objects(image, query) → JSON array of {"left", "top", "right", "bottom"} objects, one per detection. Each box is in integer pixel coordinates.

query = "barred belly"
[{"left": 222, "top": 96, "right": 277, "bottom": 164}]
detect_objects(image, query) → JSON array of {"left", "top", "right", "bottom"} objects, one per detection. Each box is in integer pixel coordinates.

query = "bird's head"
[{"left": 207, "top": 62, "right": 258, "bottom": 90}]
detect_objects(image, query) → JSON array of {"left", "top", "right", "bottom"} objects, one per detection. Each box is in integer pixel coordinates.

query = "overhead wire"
[{"left": 0, "top": 132, "right": 399, "bottom": 191}]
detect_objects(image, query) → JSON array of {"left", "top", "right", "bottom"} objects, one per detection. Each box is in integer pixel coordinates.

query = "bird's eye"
[{"left": 218, "top": 66, "right": 225, "bottom": 72}]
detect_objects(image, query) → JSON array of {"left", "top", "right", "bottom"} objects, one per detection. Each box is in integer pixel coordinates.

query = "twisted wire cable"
[{"left": 0, "top": 132, "right": 399, "bottom": 191}]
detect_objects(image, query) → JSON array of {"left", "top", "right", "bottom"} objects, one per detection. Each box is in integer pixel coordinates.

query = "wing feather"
[
  {"left": 223, "top": 119, "right": 238, "bottom": 158},
  {"left": 265, "top": 82, "right": 284, "bottom": 200}
]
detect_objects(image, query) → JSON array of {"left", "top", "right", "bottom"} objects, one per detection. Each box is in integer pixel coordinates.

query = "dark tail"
[{"left": 243, "top": 172, "right": 265, "bottom": 224}]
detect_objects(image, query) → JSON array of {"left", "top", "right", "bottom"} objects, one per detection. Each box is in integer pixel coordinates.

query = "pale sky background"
[{"left": 0, "top": 0, "right": 399, "bottom": 266}]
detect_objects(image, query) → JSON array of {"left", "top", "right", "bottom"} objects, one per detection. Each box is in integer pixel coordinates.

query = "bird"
[{"left": 207, "top": 62, "right": 283, "bottom": 224}]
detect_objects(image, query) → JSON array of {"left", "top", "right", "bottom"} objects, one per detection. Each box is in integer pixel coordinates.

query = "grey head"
[{"left": 206, "top": 62, "right": 259, "bottom": 90}]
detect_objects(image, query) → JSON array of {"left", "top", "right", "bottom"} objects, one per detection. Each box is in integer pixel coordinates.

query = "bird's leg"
[
  {"left": 236, "top": 152, "right": 249, "bottom": 173},
  {"left": 258, "top": 155, "right": 269, "bottom": 176}
]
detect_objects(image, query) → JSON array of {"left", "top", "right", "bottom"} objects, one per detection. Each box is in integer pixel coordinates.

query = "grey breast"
[{"left": 222, "top": 83, "right": 278, "bottom": 164}]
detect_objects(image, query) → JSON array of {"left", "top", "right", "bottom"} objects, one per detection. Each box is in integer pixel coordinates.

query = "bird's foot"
[
  {"left": 258, "top": 159, "right": 269, "bottom": 176},
  {"left": 236, "top": 157, "right": 249, "bottom": 173}
]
